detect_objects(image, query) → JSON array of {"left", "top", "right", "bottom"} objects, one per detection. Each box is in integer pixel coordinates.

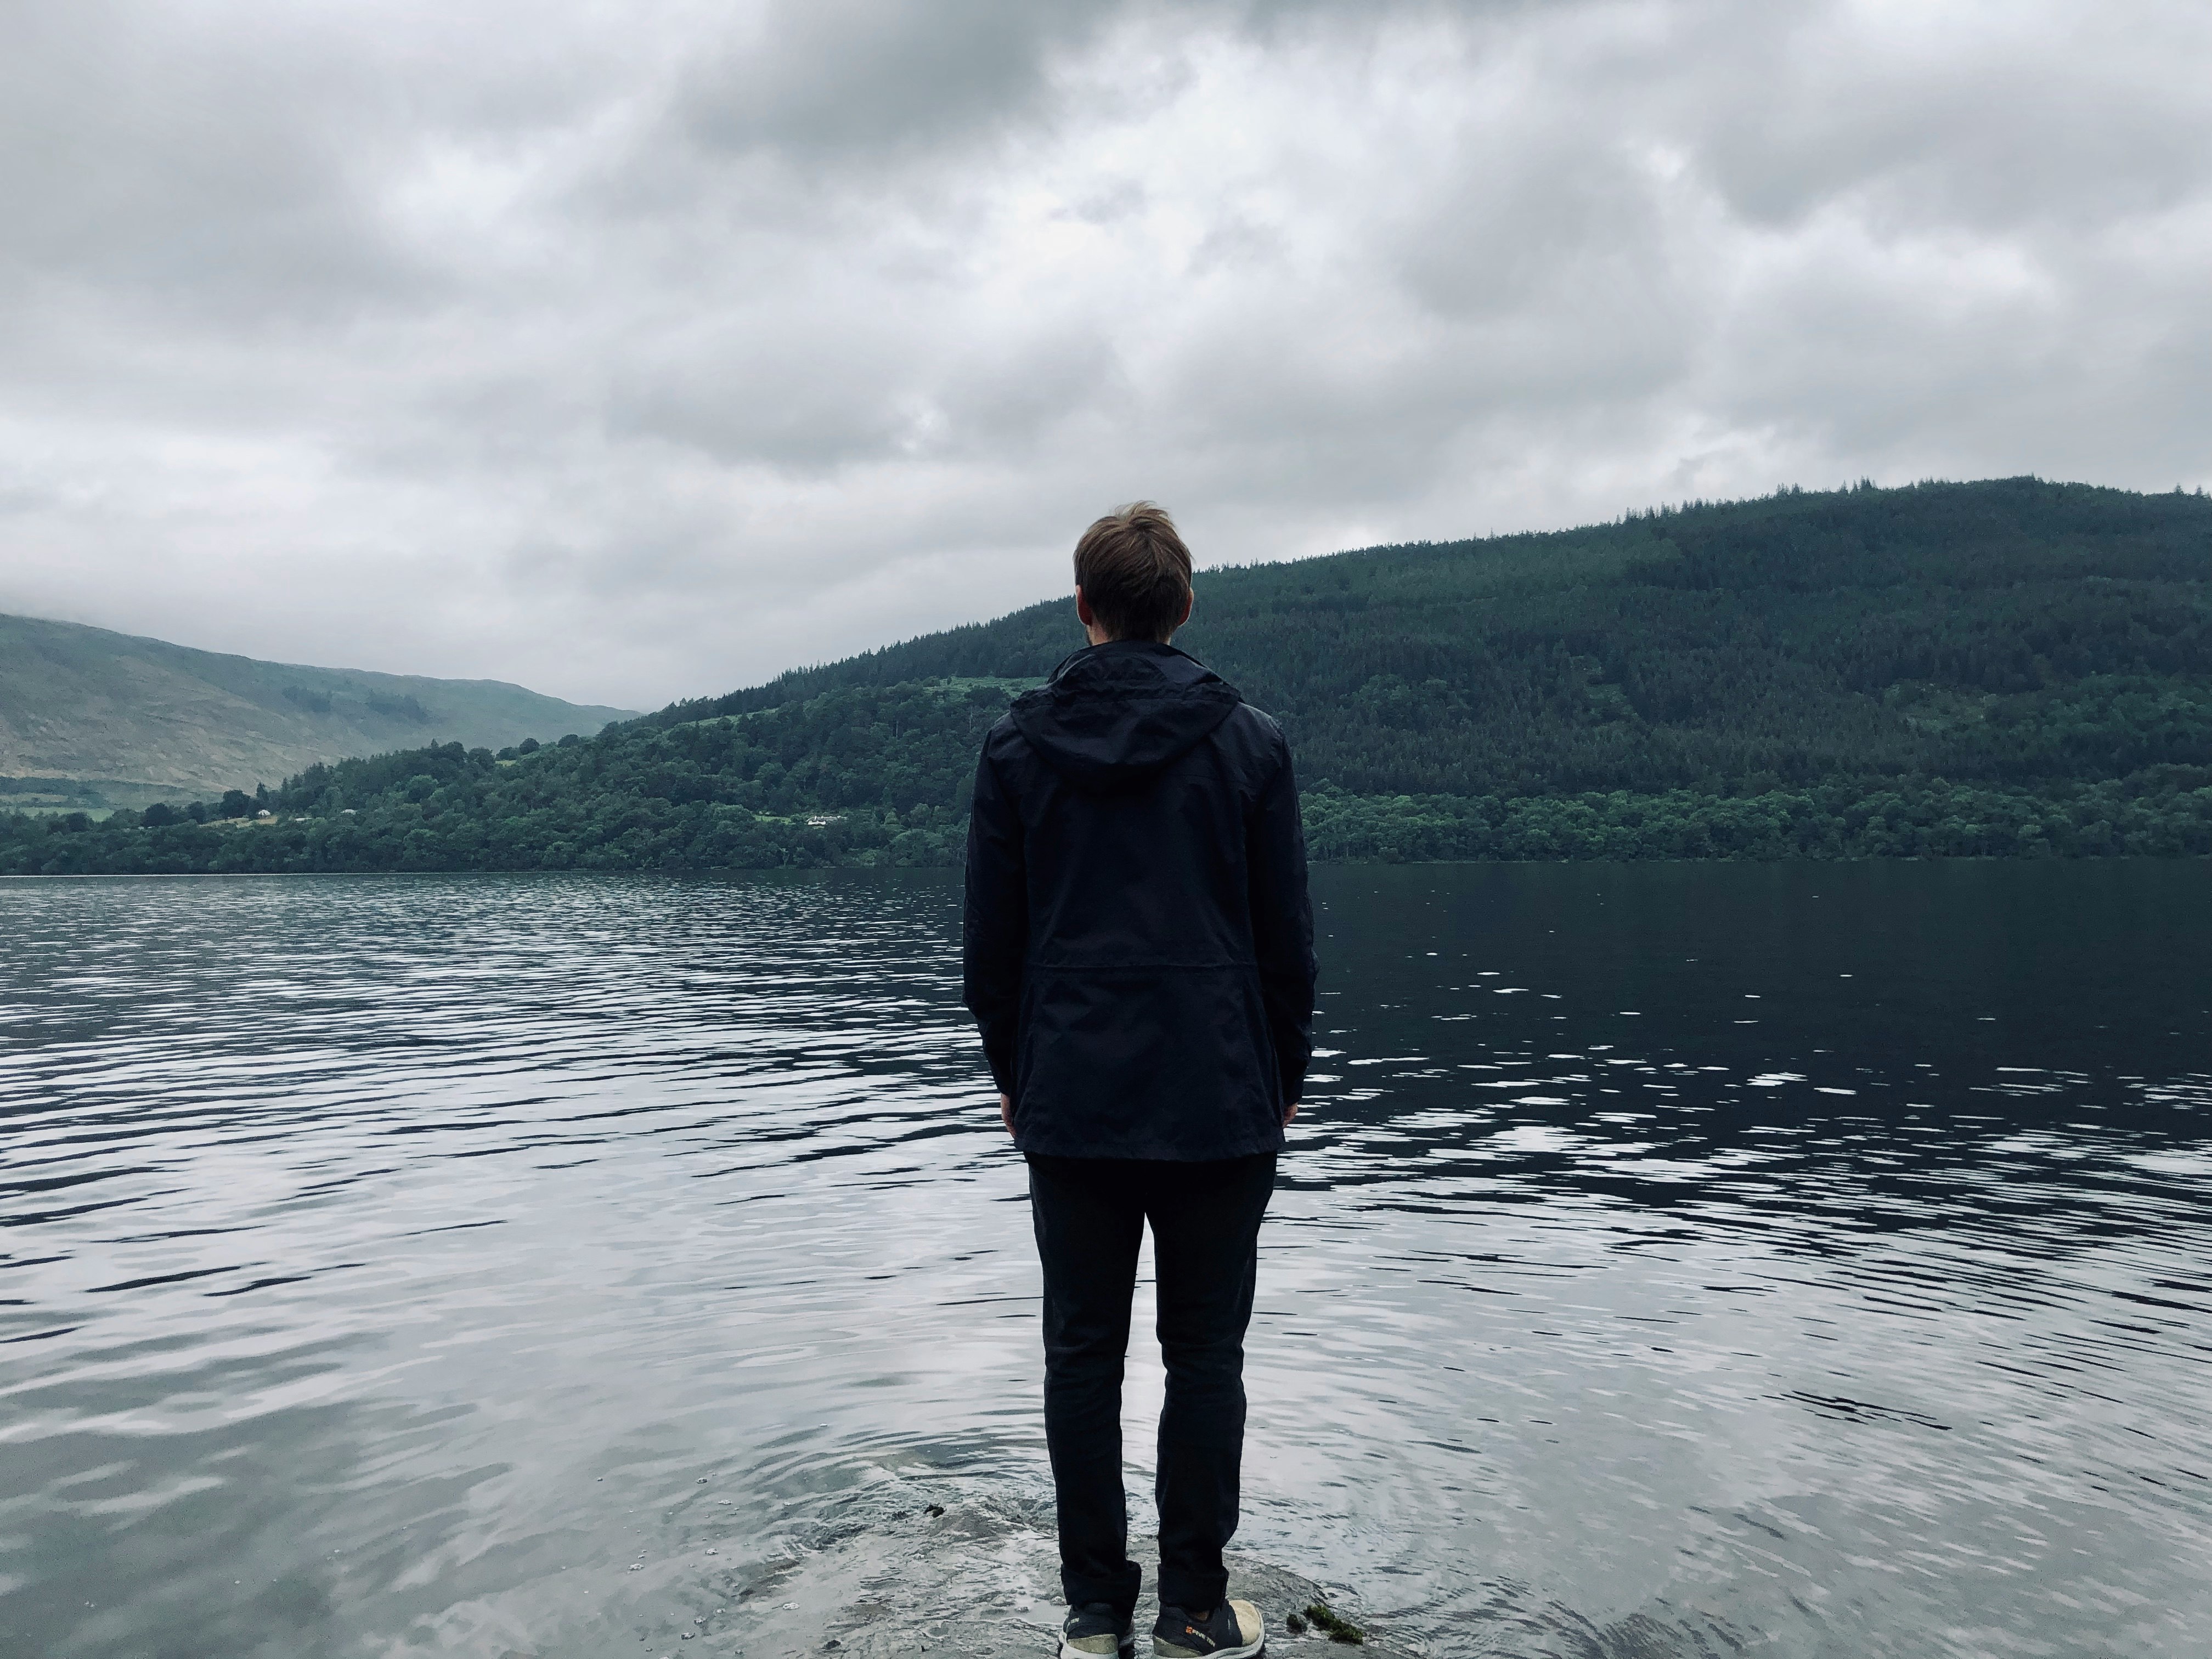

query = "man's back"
[
  {"left": 961, "top": 501, "right": 1310, "bottom": 1658},
  {"left": 962, "top": 638, "right": 1316, "bottom": 1160}
]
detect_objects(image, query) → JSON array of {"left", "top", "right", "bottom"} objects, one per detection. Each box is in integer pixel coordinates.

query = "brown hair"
[{"left": 1073, "top": 501, "right": 1193, "bottom": 642}]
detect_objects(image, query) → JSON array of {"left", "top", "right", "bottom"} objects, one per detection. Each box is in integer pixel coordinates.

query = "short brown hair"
[{"left": 1073, "top": 501, "right": 1193, "bottom": 642}]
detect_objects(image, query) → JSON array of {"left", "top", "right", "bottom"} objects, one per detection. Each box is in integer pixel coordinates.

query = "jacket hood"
[{"left": 1009, "top": 640, "right": 1243, "bottom": 793}]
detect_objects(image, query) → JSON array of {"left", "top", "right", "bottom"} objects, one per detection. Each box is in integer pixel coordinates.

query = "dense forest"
[{"left": 7, "top": 477, "right": 2210, "bottom": 874}]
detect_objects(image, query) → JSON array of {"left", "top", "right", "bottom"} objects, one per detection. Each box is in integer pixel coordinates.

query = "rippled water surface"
[{"left": 4, "top": 864, "right": 2210, "bottom": 1658}]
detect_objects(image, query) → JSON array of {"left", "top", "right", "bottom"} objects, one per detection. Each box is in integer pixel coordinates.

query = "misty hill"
[
  {"left": 0, "top": 613, "right": 637, "bottom": 810},
  {"left": 8, "top": 477, "right": 2211, "bottom": 873}
]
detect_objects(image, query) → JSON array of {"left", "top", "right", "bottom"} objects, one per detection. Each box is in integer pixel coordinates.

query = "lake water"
[{"left": 3, "top": 864, "right": 2209, "bottom": 1659}]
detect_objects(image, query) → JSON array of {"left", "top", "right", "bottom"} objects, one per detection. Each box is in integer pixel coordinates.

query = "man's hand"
[
  {"left": 1283, "top": 1101, "right": 1299, "bottom": 1126},
  {"left": 1000, "top": 1092, "right": 1015, "bottom": 1137}
]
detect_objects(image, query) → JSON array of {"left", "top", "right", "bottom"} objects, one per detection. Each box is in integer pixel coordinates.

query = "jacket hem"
[{"left": 1011, "top": 1128, "right": 1287, "bottom": 1161}]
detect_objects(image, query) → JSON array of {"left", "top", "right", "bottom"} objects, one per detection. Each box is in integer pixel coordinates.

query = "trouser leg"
[
  {"left": 1147, "top": 1152, "right": 1277, "bottom": 1612},
  {"left": 1028, "top": 1154, "right": 1146, "bottom": 1616}
]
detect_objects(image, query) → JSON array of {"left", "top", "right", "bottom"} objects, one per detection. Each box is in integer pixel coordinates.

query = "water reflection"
[{"left": 2, "top": 865, "right": 2208, "bottom": 1657}]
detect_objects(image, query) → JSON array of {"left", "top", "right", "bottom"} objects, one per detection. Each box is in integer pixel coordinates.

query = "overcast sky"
[{"left": 3, "top": 0, "right": 2208, "bottom": 709}]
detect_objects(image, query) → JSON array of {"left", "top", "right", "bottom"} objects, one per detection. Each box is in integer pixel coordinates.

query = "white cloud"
[{"left": 2, "top": 0, "right": 2208, "bottom": 707}]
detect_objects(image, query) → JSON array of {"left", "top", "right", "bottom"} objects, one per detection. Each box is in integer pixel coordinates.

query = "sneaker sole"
[
  {"left": 1153, "top": 1640, "right": 1263, "bottom": 1658},
  {"left": 1058, "top": 1639, "right": 1135, "bottom": 1659}
]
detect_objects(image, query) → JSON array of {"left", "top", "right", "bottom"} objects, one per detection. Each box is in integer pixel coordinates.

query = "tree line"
[{"left": 5, "top": 477, "right": 2209, "bottom": 874}]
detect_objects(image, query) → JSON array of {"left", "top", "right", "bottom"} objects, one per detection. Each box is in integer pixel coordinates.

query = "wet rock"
[{"left": 699, "top": 1488, "right": 1417, "bottom": 1658}]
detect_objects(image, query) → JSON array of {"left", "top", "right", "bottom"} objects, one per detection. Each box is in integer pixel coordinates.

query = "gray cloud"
[
  {"left": 674, "top": 0, "right": 1108, "bottom": 159},
  {"left": 3, "top": 0, "right": 2209, "bottom": 709}
]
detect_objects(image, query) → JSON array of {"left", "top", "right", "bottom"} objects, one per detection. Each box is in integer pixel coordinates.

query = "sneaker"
[
  {"left": 1152, "top": 1599, "right": 1265, "bottom": 1657},
  {"left": 1060, "top": 1600, "right": 1135, "bottom": 1658}
]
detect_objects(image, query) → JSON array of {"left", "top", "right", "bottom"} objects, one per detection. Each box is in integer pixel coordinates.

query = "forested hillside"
[
  {"left": 668, "top": 476, "right": 2212, "bottom": 797},
  {"left": 8, "top": 477, "right": 2211, "bottom": 874}
]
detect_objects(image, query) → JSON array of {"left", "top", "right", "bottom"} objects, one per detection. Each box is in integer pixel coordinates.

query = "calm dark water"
[{"left": 2, "top": 864, "right": 2208, "bottom": 1658}]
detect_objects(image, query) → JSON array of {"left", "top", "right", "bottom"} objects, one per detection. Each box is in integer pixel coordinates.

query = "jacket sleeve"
[
  {"left": 1248, "top": 738, "right": 1317, "bottom": 1106},
  {"left": 961, "top": 742, "right": 1027, "bottom": 1097}
]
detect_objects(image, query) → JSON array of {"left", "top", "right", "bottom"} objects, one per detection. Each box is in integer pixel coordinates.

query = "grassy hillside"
[
  {"left": 0, "top": 613, "right": 637, "bottom": 810},
  {"left": 7, "top": 477, "right": 2211, "bottom": 873}
]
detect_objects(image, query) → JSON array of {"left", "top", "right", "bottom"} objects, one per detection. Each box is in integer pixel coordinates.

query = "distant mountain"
[
  {"left": 8, "top": 477, "right": 2211, "bottom": 872},
  {"left": 0, "top": 613, "right": 637, "bottom": 810}
]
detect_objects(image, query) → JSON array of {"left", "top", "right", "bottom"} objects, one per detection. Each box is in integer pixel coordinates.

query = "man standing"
[{"left": 963, "top": 503, "right": 1317, "bottom": 1659}]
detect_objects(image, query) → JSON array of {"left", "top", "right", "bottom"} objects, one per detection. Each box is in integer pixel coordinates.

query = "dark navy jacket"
[{"left": 961, "top": 639, "right": 1317, "bottom": 1160}]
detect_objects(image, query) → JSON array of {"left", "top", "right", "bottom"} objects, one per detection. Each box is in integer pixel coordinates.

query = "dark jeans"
[{"left": 1026, "top": 1150, "right": 1277, "bottom": 1616}]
